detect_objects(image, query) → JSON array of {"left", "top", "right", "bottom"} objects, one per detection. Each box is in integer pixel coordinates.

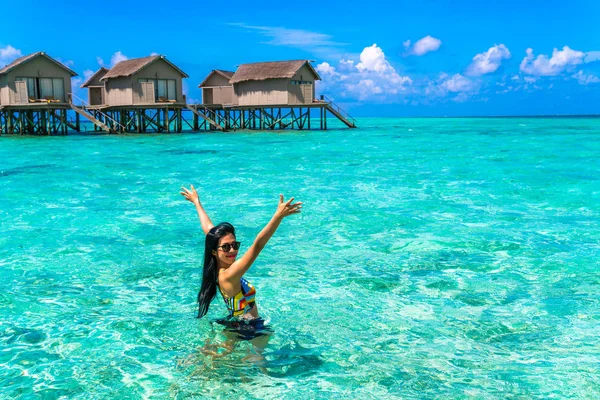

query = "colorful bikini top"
[{"left": 218, "top": 276, "right": 256, "bottom": 317}]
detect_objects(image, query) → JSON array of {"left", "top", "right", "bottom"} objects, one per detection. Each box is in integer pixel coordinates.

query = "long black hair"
[{"left": 197, "top": 222, "right": 235, "bottom": 318}]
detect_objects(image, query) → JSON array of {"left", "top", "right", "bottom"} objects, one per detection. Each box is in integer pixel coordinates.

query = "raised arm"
[
  {"left": 221, "top": 195, "right": 302, "bottom": 284},
  {"left": 180, "top": 184, "right": 214, "bottom": 235}
]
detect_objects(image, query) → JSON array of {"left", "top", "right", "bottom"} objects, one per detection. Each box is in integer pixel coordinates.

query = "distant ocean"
[{"left": 1, "top": 117, "right": 599, "bottom": 398}]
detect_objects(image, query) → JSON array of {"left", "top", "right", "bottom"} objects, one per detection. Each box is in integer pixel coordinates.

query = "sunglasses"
[{"left": 216, "top": 241, "right": 241, "bottom": 252}]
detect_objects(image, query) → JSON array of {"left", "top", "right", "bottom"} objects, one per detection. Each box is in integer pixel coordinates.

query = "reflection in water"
[
  {"left": 180, "top": 333, "right": 324, "bottom": 382},
  {"left": 262, "top": 342, "right": 324, "bottom": 378}
]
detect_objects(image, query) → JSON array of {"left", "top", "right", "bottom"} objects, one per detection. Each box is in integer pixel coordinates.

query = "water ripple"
[{"left": 1, "top": 118, "right": 599, "bottom": 398}]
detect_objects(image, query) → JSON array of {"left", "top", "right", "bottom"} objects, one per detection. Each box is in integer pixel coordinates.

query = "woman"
[{"left": 180, "top": 184, "right": 301, "bottom": 355}]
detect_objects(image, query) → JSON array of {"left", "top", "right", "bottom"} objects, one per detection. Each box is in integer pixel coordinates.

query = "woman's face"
[{"left": 213, "top": 233, "right": 239, "bottom": 267}]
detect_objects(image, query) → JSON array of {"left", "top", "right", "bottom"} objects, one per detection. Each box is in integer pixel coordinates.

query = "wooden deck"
[
  {"left": 0, "top": 102, "right": 71, "bottom": 110},
  {"left": 85, "top": 102, "right": 187, "bottom": 111},
  {"left": 203, "top": 102, "right": 330, "bottom": 110}
]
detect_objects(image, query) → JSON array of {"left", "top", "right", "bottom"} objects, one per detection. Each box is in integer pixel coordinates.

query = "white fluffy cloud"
[
  {"left": 110, "top": 51, "right": 128, "bottom": 66},
  {"left": 315, "top": 62, "right": 341, "bottom": 96},
  {"left": 0, "top": 45, "right": 23, "bottom": 67},
  {"left": 356, "top": 44, "right": 394, "bottom": 73},
  {"left": 466, "top": 44, "right": 510, "bottom": 76},
  {"left": 315, "top": 62, "right": 337, "bottom": 77},
  {"left": 345, "top": 79, "right": 383, "bottom": 100},
  {"left": 338, "top": 59, "right": 355, "bottom": 72},
  {"left": 520, "top": 46, "right": 585, "bottom": 76},
  {"left": 96, "top": 56, "right": 104, "bottom": 66},
  {"left": 356, "top": 45, "right": 412, "bottom": 86},
  {"left": 316, "top": 44, "right": 412, "bottom": 101},
  {"left": 572, "top": 70, "right": 600, "bottom": 85},
  {"left": 425, "top": 73, "right": 479, "bottom": 101},
  {"left": 441, "top": 73, "right": 478, "bottom": 93},
  {"left": 404, "top": 35, "right": 442, "bottom": 56}
]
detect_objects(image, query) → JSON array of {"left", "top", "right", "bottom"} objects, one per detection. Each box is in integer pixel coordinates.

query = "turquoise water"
[{"left": 1, "top": 117, "right": 599, "bottom": 399}]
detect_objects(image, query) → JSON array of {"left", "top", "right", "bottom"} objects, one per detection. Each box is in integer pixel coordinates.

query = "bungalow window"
[
  {"left": 157, "top": 80, "right": 167, "bottom": 100},
  {"left": 40, "top": 78, "right": 54, "bottom": 99},
  {"left": 291, "top": 80, "right": 311, "bottom": 85},
  {"left": 15, "top": 77, "right": 65, "bottom": 101},
  {"left": 167, "top": 80, "right": 176, "bottom": 101},
  {"left": 139, "top": 78, "right": 177, "bottom": 101}
]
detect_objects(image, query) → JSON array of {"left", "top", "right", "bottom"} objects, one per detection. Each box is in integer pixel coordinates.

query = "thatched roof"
[
  {"left": 198, "top": 69, "right": 235, "bottom": 87},
  {"left": 229, "top": 60, "right": 320, "bottom": 84},
  {"left": 0, "top": 51, "right": 78, "bottom": 76},
  {"left": 101, "top": 55, "right": 189, "bottom": 80},
  {"left": 81, "top": 67, "right": 109, "bottom": 88}
]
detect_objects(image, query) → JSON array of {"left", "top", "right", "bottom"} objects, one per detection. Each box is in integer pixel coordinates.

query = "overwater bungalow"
[
  {"left": 229, "top": 60, "right": 320, "bottom": 106},
  {"left": 0, "top": 52, "right": 80, "bottom": 134},
  {"left": 199, "top": 70, "right": 235, "bottom": 106},
  {"left": 199, "top": 60, "right": 320, "bottom": 107},
  {"left": 70, "top": 55, "right": 193, "bottom": 133},
  {"left": 193, "top": 59, "right": 355, "bottom": 129},
  {"left": 0, "top": 52, "right": 77, "bottom": 105},
  {"left": 98, "top": 55, "right": 189, "bottom": 106}
]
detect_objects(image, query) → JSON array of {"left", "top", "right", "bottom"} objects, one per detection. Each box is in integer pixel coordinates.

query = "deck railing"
[
  {"left": 321, "top": 95, "right": 356, "bottom": 127},
  {"left": 198, "top": 105, "right": 228, "bottom": 127}
]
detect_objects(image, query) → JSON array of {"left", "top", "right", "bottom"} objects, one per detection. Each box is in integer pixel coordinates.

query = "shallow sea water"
[{"left": 1, "top": 117, "right": 599, "bottom": 399}]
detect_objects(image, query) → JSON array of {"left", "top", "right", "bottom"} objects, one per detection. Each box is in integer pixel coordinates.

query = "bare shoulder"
[{"left": 218, "top": 269, "right": 241, "bottom": 297}]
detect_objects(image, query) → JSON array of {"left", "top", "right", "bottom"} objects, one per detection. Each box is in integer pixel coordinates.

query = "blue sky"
[{"left": 1, "top": 0, "right": 599, "bottom": 116}]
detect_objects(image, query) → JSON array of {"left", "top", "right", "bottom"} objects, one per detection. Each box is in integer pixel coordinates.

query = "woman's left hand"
[
  {"left": 180, "top": 185, "right": 200, "bottom": 205},
  {"left": 274, "top": 195, "right": 302, "bottom": 219}
]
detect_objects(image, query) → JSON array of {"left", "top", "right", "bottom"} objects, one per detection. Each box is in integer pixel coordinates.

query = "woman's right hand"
[
  {"left": 180, "top": 184, "right": 200, "bottom": 205},
  {"left": 274, "top": 195, "right": 302, "bottom": 220}
]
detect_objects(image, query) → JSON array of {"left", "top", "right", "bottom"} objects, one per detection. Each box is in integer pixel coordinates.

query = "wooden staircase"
[
  {"left": 185, "top": 104, "right": 225, "bottom": 131},
  {"left": 69, "top": 104, "right": 112, "bottom": 133},
  {"left": 322, "top": 95, "right": 357, "bottom": 128},
  {"left": 68, "top": 94, "right": 124, "bottom": 133}
]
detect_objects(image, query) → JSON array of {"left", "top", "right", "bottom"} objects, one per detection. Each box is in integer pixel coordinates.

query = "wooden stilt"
[
  {"left": 320, "top": 106, "right": 323, "bottom": 130},
  {"left": 260, "top": 109, "right": 264, "bottom": 130},
  {"left": 19, "top": 111, "right": 24, "bottom": 135}
]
